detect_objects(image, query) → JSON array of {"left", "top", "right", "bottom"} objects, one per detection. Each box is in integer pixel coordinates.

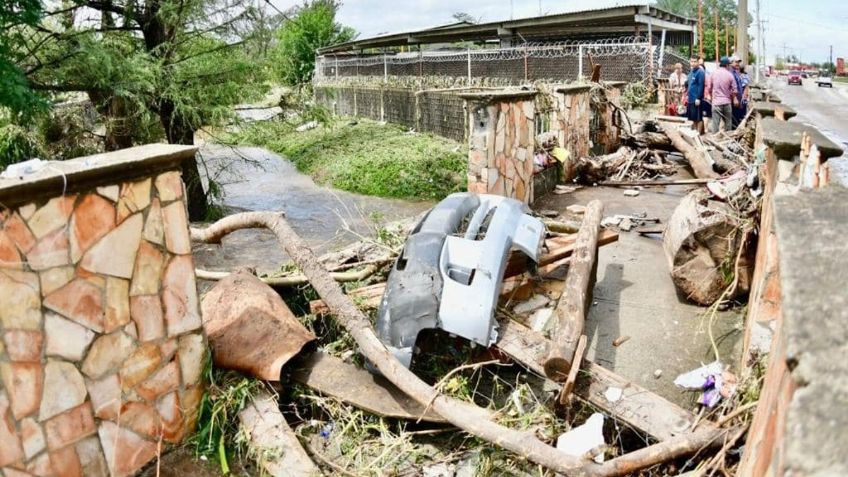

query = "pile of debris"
[{"left": 187, "top": 187, "right": 754, "bottom": 476}]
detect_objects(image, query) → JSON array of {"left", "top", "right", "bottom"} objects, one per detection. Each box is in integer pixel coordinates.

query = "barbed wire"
[
  {"left": 319, "top": 36, "right": 650, "bottom": 69},
  {"left": 314, "top": 37, "right": 690, "bottom": 85}
]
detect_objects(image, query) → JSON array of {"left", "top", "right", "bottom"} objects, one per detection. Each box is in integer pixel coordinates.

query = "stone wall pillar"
[
  {"left": 0, "top": 145, "right": 207, "bottom": 476},
  {"left": 461, "top": 90, "right": 536, "bottom": 204}
]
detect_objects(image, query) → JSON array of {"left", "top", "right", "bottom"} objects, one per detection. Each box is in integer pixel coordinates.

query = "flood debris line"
[
  {"left": 200, "top": 270, "right": 316, "bottom": 380},
  {"left": 239, "top": 390, "right": 322, "bottom": 476},
  {"left": 191, "top": 211, "right": 733, "bottom": 477},
  {"left": 658, "top": 123, "right": 720, "bottom": 179},
  {"left": 544, "top": 200, "right": 604, "bottom": 382},
  {"left": 573, "top": 146, "right": 678, "bottom": 184}
]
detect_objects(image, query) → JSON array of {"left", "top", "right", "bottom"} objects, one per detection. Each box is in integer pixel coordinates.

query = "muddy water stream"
[{"left": 192, "top": 145, "right": 432, "bottom": 275}]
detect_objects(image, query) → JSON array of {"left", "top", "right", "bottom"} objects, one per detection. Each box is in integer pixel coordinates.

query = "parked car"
[
  {"left": 816, "top": 76, "right": 834, "bottom": 88},
  {"left": 788, "top": 71, "right": 803, "bottom": 85}
]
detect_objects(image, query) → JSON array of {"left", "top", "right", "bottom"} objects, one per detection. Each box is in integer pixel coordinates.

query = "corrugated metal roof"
[{"left": 319, "top": 4, "right": 695, "bottom": 54}]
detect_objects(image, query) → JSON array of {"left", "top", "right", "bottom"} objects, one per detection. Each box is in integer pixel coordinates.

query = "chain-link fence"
[{"left": 316, "top": 37, "right": 664, "bottom": 85}]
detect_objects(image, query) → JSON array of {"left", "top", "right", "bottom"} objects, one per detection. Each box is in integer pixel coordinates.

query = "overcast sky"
[{"left": 273, "top": 0, "right": 848, "bottom": 64}]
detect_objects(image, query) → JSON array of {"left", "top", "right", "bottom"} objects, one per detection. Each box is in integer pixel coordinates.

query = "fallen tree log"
[
  {"left": 190, "top": 212, "right": 589, "bottom": 474},
  {"left": 659, "top": 123, "right": 719, "bottom": 179},
  {"left": 195, "top": 264, "right": 379, "bottom": 287},
  {"left": 663, "top": 190, "right": 753, "bottom": 305},
  {"left": 622, "top": 131, "right": 674, "bottom": 150},
  {"left": 193, "top": 212, "right": 728, "bottom": 477},
  {"left": 544, "top": 200, "right": 604, "bottom": 381}
]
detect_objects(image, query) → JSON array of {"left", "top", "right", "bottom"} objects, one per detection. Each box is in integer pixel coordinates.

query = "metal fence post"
[
  {"left": 384, "top": 54, "right": 388, "bottom": 83},
  {"left": 578, "top": 45, "right": 584, "bottom": 79},
  {"left": 658, "top": 29, "right": 667, "bottom": 76},
  {"left": 335, "top": 56, "right": 338, "bottom": 79},
  {"left": 467, "top": 48, "right": 472, "bottom": 84}
]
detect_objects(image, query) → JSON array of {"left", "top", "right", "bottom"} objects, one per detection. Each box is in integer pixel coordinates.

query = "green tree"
[
  {"left": 657, "top": 0, "right": 755, "bottom": 62},
  {"left": 7, "top": 0, "right": 270, "bottom": 218},
  {"left": 0, "top": 0, "right": 44, "bottom": 121},
  {"left": 272, "top": 0, "right": 356, "bottom": 85}
]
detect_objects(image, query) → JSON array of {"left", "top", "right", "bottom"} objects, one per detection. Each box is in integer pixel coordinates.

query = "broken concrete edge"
[
  {"left": 759, "top": 117, "right": 844, "bottom": 160},
  {"left": 771, "top": 185, "right": 848, "bottom": 476},
  {"left": 750, "top": 101, "right": 798, "bottom": 120},
  {"left": 0, "top": 144, "right": 197, "bottom": 208}
]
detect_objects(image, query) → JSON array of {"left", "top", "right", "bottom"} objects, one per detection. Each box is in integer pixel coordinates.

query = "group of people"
[{"left": 668, "top": 56, "right": 750, "bottom": 135}]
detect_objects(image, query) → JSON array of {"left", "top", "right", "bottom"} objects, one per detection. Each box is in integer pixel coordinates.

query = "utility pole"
[
  {"left": 725, "top": 25, "right": 730, "bottom": 57},
  {"left": 737, "top": 0, "right": 749, "bottom": 64},
  {"left": 714, "top": 7, "right": 719, "bottom": 64},
  {"left": 830, "top": 45, "right": 834, "bottom": 74},
  {"left": 698, "top": 0, "right": 704, "bottom": 58},
  {"left": 754, "top": 0, "right": 761, "bottom": 82}
]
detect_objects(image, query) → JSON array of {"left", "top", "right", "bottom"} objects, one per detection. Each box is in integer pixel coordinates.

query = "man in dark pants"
[
  {"left": 685, "top": 56, "right": 706, "bottom": 134},
  {"left": 731, "top": 56, "right": 748, "bottom": 128},
  {"left": 706, "top": 57, "right": 738, "bottom": 133}
]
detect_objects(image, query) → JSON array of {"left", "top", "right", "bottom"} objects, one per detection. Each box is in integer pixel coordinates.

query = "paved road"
[{"left": 767, "top": 77, "right": 848, "bottom": 183}]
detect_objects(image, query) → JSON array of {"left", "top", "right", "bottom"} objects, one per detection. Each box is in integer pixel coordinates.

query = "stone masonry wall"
[
  {"left": 465, "top": 94, "right": 535, "bottom": 203},
  {"left": 738, "top": 113, "right": 846, "bottom": 476},
  {"left": 0, "top": 156, "right": 206, "bottom": 476}
]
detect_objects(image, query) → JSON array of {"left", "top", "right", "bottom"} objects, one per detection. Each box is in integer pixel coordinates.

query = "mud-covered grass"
[{"left": 227, "top": 118, "right": 467, "bottom": 200}]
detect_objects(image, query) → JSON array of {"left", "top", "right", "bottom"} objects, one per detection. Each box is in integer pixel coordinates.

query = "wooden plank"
[
  {"left": 239, "top": 391, "right": 319, "bottom": 476},
  {"left": 558, "top": 334, "right": 587, "bottom": 404},
  {"left": 287, "top": 351, "right": 447, "bottom": 423},
  {"left": 495, "top": 318, "right": 710, "bottom": 442},
  {"left": 503, "top": 229, "right": 619, "bottom": 278},
  {"left": 309, "top": 282, "right": 386, "bottom": 315}
]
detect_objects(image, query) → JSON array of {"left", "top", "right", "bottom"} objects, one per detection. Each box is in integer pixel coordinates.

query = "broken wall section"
[
  {"left": 0, "top": 145, "right": 207, "bottom": 477},
  {"left": 738, "top": 111, "right": 845, "bottom": 476}
]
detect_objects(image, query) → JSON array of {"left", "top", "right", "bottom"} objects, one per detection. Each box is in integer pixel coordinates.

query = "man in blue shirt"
[
  {"left": 731, "top": 56, "right": 748, "bottom": 129},
  {"left": 685, "top": 56, "right": 706, "bottom": 134}
]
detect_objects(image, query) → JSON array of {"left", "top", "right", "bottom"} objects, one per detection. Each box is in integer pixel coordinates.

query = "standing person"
[
  {"left": 668, "top": 63, "right": 686, "bottom": 115},
  {"left": 685, "top": 56, "right": 706, "bottom": 134},
  {"left": 706, "top": 56, "right": 738, "bottom": 133},
  {"left": 731, "top": 57, "right": 750, "bottom": 128},
  {"left": 699, "top": 57, "right": 713, "bottom": 128}
]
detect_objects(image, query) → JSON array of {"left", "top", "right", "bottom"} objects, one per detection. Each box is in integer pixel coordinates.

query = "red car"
[{"left": 788, "top": 70, "right": 803, "bottom": 85}]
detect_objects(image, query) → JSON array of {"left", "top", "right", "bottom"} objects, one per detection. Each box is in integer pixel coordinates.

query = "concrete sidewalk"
[{"left": 534, "top": 179, "right": 743, "bottom": 408}]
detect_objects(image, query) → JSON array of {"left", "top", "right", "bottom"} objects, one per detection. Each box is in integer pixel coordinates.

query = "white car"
[{"left": 816, "top": 76, "right": 834, "bottom": 88}]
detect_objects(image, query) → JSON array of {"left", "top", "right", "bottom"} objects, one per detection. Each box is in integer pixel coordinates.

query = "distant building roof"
[{"left": 319, "top": 4, "right": 696, "bottom": 54}]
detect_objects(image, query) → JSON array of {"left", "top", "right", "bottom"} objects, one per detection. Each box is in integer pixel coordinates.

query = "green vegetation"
[
  {"left": 658, "top": 0, "right": 753, "bottom": 62},
  {"left": 833, "top": 76, "right": 848, "bottom": 83},
  {"left": 0, "top": 122, "right": 43, "bottom": 167},
  {"left": 272, "top": 0, "right": 356, "bottom": 85},
  {"left": 230, "top": 119, "right": 467, "bottom": 200},
  {"left": 191, "top": 366, "right": 263, "bottom": 474}
]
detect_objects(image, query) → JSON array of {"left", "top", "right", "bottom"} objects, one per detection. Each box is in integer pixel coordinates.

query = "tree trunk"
[
  {"left": 544, "top": 200, "right": 603, "bottom": 381},
  {"left": 87, "top": 92, "right": 134, "bottom": 152},
  {"left": 159, "top": 99, "right": 207, "bottom": 221}
]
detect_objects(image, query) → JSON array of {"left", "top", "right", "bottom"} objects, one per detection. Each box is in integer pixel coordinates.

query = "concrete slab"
[
  {"left": 761, "top": 117, "right": 845, "bottom": 160},
  {"left": 534, "top": 179, "right": 743, "bottom": 408}
]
